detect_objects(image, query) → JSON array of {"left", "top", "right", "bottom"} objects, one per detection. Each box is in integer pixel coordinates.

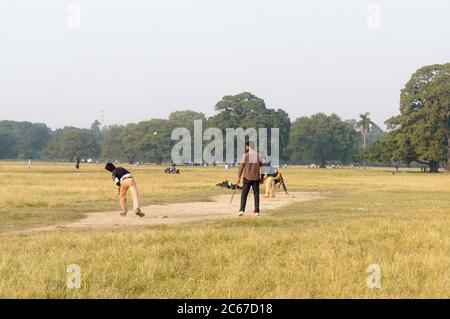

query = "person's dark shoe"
[
  {"left": 135, "top": 209, "right": 145, "bottom": 217},
  {"left": 120, "top": 212, "right": 127, "bottom": 217}
]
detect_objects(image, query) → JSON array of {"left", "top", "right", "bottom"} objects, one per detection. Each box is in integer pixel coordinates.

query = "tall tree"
[
  {"left": 90, "top": 120, "right": 104, "bottom": 143},
  {"left": 384, "top": 63, "right": 450, "bottom": 172},
  {"left": 357, "top": 113, "right": 375, "bottom": 150},
  {"left": 138, "top": 119, "right": 173, "bottom": 164},
  {"left": 356, "top": 112, "right": 375, "bottom": 168},
  {"left": 288, "top": 113, "right": 359, "bottom": 168},
  {"left": 119, "top": 123, "right": 147, "bottom": 164},
  {"left": 101, "top": 120, "right": 173, "bottom": 164},
  {"left": 101, "top": 125, "right": 127, "bottom": 161},
  {"left": 0, "top": 121, "right": 52, "bottom": 159},
  {"left": 0, "top": 130, "right": 17, "bottom": 159},
  {"left": 447, "top": 111, "right": 450, "bottom": 171},
  {"left": 169, "top": 110, "right": 206, "bottom": 130},
  {"left": 208, "top": 92, "right": 291, "bottom": 161},
  {"left": 44, "top": 129, "right": 100, "bottom": 167}
]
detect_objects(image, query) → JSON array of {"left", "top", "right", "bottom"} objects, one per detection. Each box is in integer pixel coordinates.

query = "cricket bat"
[{"left": 230, "top": 186, "right": 238, "bottom": 204}]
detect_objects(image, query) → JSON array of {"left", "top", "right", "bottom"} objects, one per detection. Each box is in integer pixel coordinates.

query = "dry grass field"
[{"left": 0, "top": 161, "right": 449, "bottom": 298}]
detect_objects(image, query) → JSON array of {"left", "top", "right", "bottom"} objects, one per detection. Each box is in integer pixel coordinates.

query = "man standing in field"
[
  {"left": 105, "top": 163, "right": 145, "bottom": 217},
  {"left": 235, "top": 142, "right": 263, "bottom": 216}
]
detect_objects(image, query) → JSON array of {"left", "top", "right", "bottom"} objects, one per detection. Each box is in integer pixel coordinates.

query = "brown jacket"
[{"left": 238, "top": 150, "right": 263, "bottom": 181}]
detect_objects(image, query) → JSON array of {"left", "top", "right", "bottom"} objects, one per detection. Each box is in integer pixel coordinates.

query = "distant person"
[
  {"left": 28, "top": 158, "right": 32, "bottom": 169},
  {"left": 235, "top": 142, "right": 263, "bottom": 216},
  {"left": 105, "top": 163, "right": 145, "bottom": 217}
]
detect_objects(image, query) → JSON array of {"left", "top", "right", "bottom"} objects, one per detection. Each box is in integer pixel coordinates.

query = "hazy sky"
[{"left": 0, "top": 0, "right": 449, "bottom": 129}]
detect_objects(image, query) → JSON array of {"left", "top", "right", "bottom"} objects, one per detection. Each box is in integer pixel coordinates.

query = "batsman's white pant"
[{"left": 120, "top": 178, "right": 141, "bottom": 213}]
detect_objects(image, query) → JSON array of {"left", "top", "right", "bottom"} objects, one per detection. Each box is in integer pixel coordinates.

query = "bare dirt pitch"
[{"left": 11, "top": 192, "right": 322, "bottom": 235}]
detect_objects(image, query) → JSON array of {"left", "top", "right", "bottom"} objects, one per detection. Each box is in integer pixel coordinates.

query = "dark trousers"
[{"left": 240, "top": 178, "right": 260, "bottom": 213}]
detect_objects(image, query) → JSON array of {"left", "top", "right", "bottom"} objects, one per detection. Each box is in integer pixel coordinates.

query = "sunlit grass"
[
  {"left": 0, "top": 161, "right": 449, "bottom": 298},
  {"left": 0, "top": 162, "right": 230, "bottom": 231}
]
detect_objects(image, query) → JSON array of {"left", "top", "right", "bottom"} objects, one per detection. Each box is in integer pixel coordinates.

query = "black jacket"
[{"left": 111, "top": 167, "right": 131, "bottom": 186}]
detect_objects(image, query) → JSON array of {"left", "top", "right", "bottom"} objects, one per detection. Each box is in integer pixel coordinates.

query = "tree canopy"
[
  {"left": 371, "top": 63, "right": 450, "bottom": 172},
  {"left": 0, "top": 94, "right": 387, "bottom": 167},
  {"left": 44, "top": 129, "right": 100, "bottom": 161},
  {"left": 288, "top": 113, "right": 359, "bottom": 168},
  {"left": 208, "top": 92, "right": 291, "bottom": 160},
  {"left": 102, "top": 119, "right": 174, "bottom": 164},
  {"left": 0, "top": 121, "right": 51, "bottom": 159}
]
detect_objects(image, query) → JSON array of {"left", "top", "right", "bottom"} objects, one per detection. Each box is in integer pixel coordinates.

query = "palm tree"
[
  {"left": 357, "top": 112, "right": 375, "bottom": 168},
  {"left": 446, "top": 111, "right": 450, "bottom": 171}
]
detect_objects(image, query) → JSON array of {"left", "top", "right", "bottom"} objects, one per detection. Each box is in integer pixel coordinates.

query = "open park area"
[{"left": 0, "top": 162, "right": 449, "bottom": 298}]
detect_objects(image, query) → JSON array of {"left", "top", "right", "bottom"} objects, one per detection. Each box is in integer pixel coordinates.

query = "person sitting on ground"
[
  {"left": 105, "top": 163, "right": 145, "bottom": 217},
  {"left": 216, "top": 180, "right": 241, "bottom": 190}
]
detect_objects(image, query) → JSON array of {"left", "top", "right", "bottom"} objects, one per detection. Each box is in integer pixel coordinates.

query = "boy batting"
[{"left": 105, "top": 163, "right": 145, "bottom": 217}]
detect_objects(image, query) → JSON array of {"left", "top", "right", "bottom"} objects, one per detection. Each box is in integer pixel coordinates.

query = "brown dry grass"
[{"left": 0, "top": 161, "right": 449, "bottom": 298}]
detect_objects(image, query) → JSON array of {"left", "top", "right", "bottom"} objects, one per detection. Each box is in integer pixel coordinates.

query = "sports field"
[{"left": 0, "top": 162, "right": 449, "bottom": 298}]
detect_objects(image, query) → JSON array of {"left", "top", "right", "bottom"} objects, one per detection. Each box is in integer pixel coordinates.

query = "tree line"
[
  {"left": 0, "top": 63, "right": 448, "bottom": 171},
  {"left": 0, "top": 93, "right": 382, "bottom": 168}
]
